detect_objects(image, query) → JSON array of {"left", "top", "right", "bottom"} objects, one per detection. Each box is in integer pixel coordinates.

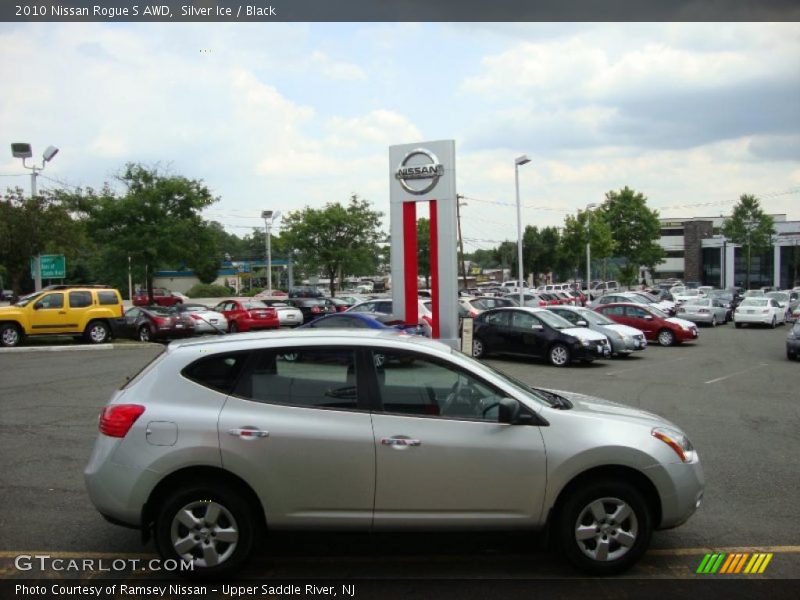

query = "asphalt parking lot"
[{"left": 0, "top": 323, "right": 798, "bottom": 584}]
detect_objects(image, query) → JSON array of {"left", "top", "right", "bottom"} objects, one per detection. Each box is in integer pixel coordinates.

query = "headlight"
[
  {"left": 621, "top": 335, "right": 632, "bottom": 342},
  {"left": 578, "top": 338, "right": 592, "bottom": 346},
  {"left": 652, "top": 427, "right": 696, "bottom": 463}
]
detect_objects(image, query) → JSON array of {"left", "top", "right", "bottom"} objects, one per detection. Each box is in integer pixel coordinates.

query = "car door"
[
  {"left": 118, "top": 307, "right": 143, "bottom": 337},
  {"left": 475, "top": 310, "right": 511, "bottom": 352},
  {"left": 368, "top": 348, "right": 547, "bottom": 528},
  {"left": 29, "top": 292, "right": 70, "bottom": 333},
  {"left": 625, "top": 306, "right": 657, "bottom": 337},
  {"left": 217, "top": 346, "right": 376, "bottom": 528},
  {"left": 510, "top": 311, "right": 547, "bottom": 357}
]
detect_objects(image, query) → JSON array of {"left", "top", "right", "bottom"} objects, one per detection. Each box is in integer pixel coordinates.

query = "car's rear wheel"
[
  {"left": 154, "top": 484, "right": 256, "bottom": 579},
  {"left": 549, "top": 343, "right": 571, "bottom": 367},
  {"left": 557, "top": 480, "right": 652, "bottom": 575},
  {"left": 0, "top": 323, "right": 22, "bottom": 347},
  {"left": 771, "top": 316, "right": 777, "bottom": 328},
  {"left": 735, "top": 322, "right": 742, "bottom": 329},
  {"left": 710, "top": 315, "right": 717, "bottom": 327},
  {"left": 138, "top": 325, "right": 151, "bottom": 342},
  {"left": 84, "top": 321, "right": 110, "bottom": 344},
  {"left": 657, "top": 329, "right": 675, "bottom": 346},
  {"left": 472, "top": 337, "right": 487, "bottom": 359}
]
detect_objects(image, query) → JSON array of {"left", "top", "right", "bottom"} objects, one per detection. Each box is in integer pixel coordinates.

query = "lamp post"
[
  {"left": 456, "top": 196, "right": 468, "bottom": 290},
  {"left": 585, "top": 203, "right": 599, "bottom": 295},
  {"left": 10, "top": 143, "right": 59, "bottom": 292},
  {"left": 744, "top": 219, "right": 757, "bottom": 290},
  {"left": 262, "top": 210, "right": 281, "bottom": 296},
  {"left": 514, "top": 155, "right": 531, "bottom": 306}
]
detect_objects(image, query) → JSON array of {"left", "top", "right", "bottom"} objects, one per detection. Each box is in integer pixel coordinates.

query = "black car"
[
  {"left": 472, "top": 307, "right": 611, "bottom": 367},
  {"left": 288, "top": 286, "right": 325, "bottom": 298},
  {"left": 285, "top": 297, "right": 336, "bottom": 323},
  {"left": 112, "top": 306, "right": 195, "bottom": 342}
]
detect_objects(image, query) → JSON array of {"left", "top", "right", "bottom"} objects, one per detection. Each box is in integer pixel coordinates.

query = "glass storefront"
[
  {"left": 733, "top": 247, "right": 773, "bottom": 289},
  {"left": 701, "top": 247, "right": 721, "bottom": 286},
  {"left": 781, "top": 245, "right": 800, "bottom": 289}
]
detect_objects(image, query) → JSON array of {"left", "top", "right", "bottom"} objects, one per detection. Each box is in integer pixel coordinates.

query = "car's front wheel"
[
  {"left": 155, "top": 484, "right": 257, "bottom": 579},
  {"left": 549, "top": 343, "right": 571, "bottom": 367},
  {"left": 229, "top": 322, "right": 239, "bottom": 333},
  {"left": 472, "top": 337, "right": 487, "bottom": 359},
  {"left": 657, "top": 329, "right": 675, "bottom": 346},
  {"left": 556, "top": 480, "right": 652, "bottom": 575},
  {"left": 138, "top": 325, "right": 151, "bottom": 342}
]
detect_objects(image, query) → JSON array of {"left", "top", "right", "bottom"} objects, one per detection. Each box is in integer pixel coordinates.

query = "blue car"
[{"left": 299, "top": 312, "right": 424, "bottom": 335}]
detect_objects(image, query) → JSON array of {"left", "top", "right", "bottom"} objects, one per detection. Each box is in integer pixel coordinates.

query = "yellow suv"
[{"left": 0, "top": 285, "right": 124, "bottom": 347}]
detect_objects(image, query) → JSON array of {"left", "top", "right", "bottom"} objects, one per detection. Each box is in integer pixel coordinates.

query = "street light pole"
[
  {"left": 456, "top": 196, "right": 468, "bottom": 290},
  {"left": 262, "top": 210, "right": 281, "bottom": 295},
  {"left": 514, "top": 155, "right": 531, "bottom": 306},
  {"left": 744, "top": 219, "right": 756, "bottom": 290},
  {"left": 10, "top": 143, "right": 59, "bottom": 292}
]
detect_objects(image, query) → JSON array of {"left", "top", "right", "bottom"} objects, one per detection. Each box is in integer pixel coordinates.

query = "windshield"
[
  {"left": 767, "top": 292, "right": 788, "bottom": 302},
  {"left": 14, "top": 291, "right": 43, "bottom": 307},
  {"left": 649, "top": 306, "right": 669, "bottom": 318},
  {"left": 685, "top": 299, "right": 710, "bottom": 307},
  {"left": 535, "top": 310, "right": 575, "bottom": 329},
  {"left": 243, "top": 301, "right": 269, "bottom": 309},
  {"left": 579, "top": 310, "right": 615, "bottom": 326}
]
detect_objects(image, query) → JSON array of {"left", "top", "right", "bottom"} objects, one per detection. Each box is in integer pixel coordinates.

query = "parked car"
[
  {"left": 589, "top": 280, "right": 620, "bottom": 299},
  {"left": 676, "top": 298, "right": 729, "bottom": 327},
  {"left": 299, "top": 312, "right": 424, "bottom": 336},
  {"left": 254, "top": 298, "right": 304, "bottom": 328},
  {"left": 765, "top": 291, "right": 791, "bottom": 311},
  {"left": 787, "top": 322, "right": 800, "bottom": 360},
  {"left": 672, "top": 289, "right": 706, "bottom": 306},
  {"left": 173, "top": 303, "right": 228, "bottom": 334},
  {"left": 212, "top": 299, "right": 280, "bottom": 332},
  {"left": 594, "top": 303, "right": 698, "bottom": 347},
  {"left": 0, "top": 284, "right": 123, "bottom": 347},
  {"left": 733, "top": 297, "right": 786, "bottom": 328},
  {"left": 705, "top": 290, "right": 736, "bottom": 319},
  {"left": 113, "top": 306, "right": 195, "bottom": 342},
  {"left": 547, "top": 306, "right": 647, "bottom": 356},
  {"left": 591, "top": 292, "right": 675, "bottom": 316},
  {"left": 285, "top": 297, "right": 337, "bottom": 324},
  {"left": 288, "top": 286, "right": 325, "bottom": 298},
  {"left": 325, "top": 297, "right": 352, "bottom": 313},
  {"left": 472, "top": 307, "right": 611, "bottom": 366},
  {"left": 459, "top": 295, "right": 518, "bottom": 317},
  {"left": 132, "top": 287, "right": 184, "bottom": 307},
  {"left": 85, "top": 330, "right": 703, "bottom": 577}
]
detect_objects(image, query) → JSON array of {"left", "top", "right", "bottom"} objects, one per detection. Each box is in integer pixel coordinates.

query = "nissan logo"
[{"left": 395, "top": 148, "right": 445, "bottom": 195}]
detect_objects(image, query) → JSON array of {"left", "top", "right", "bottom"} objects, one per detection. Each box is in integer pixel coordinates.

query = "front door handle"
[
  {"left": 228, "top": 427, "right": 269, "bottom": 439},
  {"left": 381, "top": 436, "right": 421, "bottom": 447}
]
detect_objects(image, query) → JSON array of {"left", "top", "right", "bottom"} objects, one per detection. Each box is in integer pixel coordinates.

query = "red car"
[
  {"left": 213, "top": 299, "right": 279, "bottom": 333},
  {"left": 594, "top": 302, "right": 698, "bottom": 347},
  {"left": 132, "top": 287, "right": 183, "bottom": 307}
]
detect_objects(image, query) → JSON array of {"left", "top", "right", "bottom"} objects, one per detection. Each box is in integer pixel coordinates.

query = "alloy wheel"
[
  {"left": 1, "top": 325, "right": 20, "bottom": 347},
  {"left": 550, "top": 344, "right": 570, "bottom": 367},
  {"left": 169, "top": 500, "right": 239, "bottom": 568},
  {"left": 574, "top": 497, "right": 639, "bottom": 563},
  {"left": 139, "top": 326, "right": 151, "bottom": 342},
  {"left": 658, "top": 329, "right": 674, "bottom": 346}
]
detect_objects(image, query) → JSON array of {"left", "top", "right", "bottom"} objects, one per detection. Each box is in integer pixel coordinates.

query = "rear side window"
[
  {"left": 182, "top": 352, "right": 250, "bottom": 394},
  {"left": 233, "top": 348, "right": 359, "bottom": 410},
  {"left": 69, "top": 291, "right": 92, "bottom": 308},
  {"left": 98, "top": 291, "right": 120, "bottom": 305}
]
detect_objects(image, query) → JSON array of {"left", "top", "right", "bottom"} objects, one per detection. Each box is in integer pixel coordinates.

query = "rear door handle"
[
  {"left": 381, "top": 436, "right": 421, "bottom": 447},
  {"left": 228, "top": 427, "right": 269, "bottom": 439}
]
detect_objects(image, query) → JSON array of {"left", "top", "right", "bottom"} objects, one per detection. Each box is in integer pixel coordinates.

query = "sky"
[{"left": 1, "top": 22, "right": 799, "bottom": 253}]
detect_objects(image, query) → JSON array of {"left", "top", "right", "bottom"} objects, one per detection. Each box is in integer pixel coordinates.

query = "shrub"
[{"left": 185, "top": 283, "right": 234, "bottom": 298}]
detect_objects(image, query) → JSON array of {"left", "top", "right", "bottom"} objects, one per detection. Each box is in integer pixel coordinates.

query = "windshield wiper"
[{"left": 534, "top": 389, "right": 573, "bottom": 410}]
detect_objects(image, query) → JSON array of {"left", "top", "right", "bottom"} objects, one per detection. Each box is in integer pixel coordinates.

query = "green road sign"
[{"left": 30, "top": 254, "right": 66, "bottom": 279}]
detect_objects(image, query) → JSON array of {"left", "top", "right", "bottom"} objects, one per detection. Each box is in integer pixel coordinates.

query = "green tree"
[
  {"left": 721, "top": 194, "right": 776, "bottom": 290},
  {"left": 560, "top": 209, "right": 615, "bottom": 284},
  {"left": 0, "top": 187, "right": 86, "bottom": 293},
  {"left": 61, "top": 164, "right": 219, "bottom": 300},
  {"left": 280, "top": 195, "right": 384, "bottom": 296},
  {"left": 600, "top": 187, "right": 665, "bottom": 285},
  {"left": 417, "top": 218, "right": 431, "bottom": 288}
]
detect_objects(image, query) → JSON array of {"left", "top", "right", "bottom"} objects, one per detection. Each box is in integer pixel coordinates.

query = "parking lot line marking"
[
  {"left": 704, "top": 363, "right": 769, "bottom": 384},
  {"left": 605, "top": 356, "right": 686, "bottom": 376}
]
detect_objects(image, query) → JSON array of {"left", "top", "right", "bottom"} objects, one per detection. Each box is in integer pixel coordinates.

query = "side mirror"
[
  {"left": 576, "top": 320, "right": 588, "bottom": 327},
  {"left": 498, "top": 397, "right": 521, "bottom": 424},
  {"left": 33, "top": 302, "right": 43, "bottom": 310},
  {"left": 531, "top": 324, "right": 544, "bottom": 330},
  {"left": 643, "top": 315, "right": 654, "bottom": 320}
]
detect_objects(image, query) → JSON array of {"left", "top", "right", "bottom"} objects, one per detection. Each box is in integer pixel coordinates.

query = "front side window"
[
  {"left": 601, "top": 306, "right": 624, "bottom": 317},
  {"left": 233, "top": 348, "right": 359, "bottom": 410},
  {"left": 35, "top": 293, "right": 64, "bottom": 309},
  {"left": 483, "top": 311, "right": 509, "bottom": 326},
  {"left": 373, "top": 351, "right": 507, "bottom": 422},
  {"left": 512, "top": 311, "right": 540, "bottom": 329}
]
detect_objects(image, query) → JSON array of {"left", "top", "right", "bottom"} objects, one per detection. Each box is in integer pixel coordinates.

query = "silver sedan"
[
  {"left": 85, "top": 330, "right": 703, "bottom": 579},
  {"left": 676, "top": 298, "right": 729, "bottom": 326},
  {"left": 173, "top": 303, "right": 228, "bottom": 334},
  {"left": 547, "top": 305, "right": 647, "bottom": 356}
]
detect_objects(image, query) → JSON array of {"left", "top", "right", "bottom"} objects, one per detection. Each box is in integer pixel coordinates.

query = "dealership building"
[{"left": 653, "top": 214, "right": 800, "bottom": 289}]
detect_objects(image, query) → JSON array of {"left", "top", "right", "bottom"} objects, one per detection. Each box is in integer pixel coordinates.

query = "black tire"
[
  {"left": 0, "top": 323, "right": 23, "bottom": 347},
  {"left": 472, "top": 337, "right": 487, "bottom": 359},
  {"left": 84, "top": 320, "right": 110, "bottom": 344},
  {"left": 138, "top": 325, "right": 151, "bottom": 342},
  {"left": 154, "top": 484, "right": 257, "bottom": 579},
  {"left": 710, "top": 315, "right": 717, "bottom": 327},
  {"left": 787, "top": 350, "right": 796, "bottom": 361},
  {"left": 556, "top": 480, "right": 652, "bottom": 576},
  {"left": 229, "top": 322, "right": 239, "bottom": 333},
  {"left": 548, "top": 343, "right": 571, "bottom": 367},
  {"left": 657, "top": 329, "right": 675, "bottom": 347},
  {"left": 771, "top": 316, "right": 777, "bottom": 329},
  {"left": 735, "top": 322, "right": 742, "bottom": 329}
]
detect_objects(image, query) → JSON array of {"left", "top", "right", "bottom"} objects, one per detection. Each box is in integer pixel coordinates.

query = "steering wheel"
[{"left": 442, "top": 379, "right": 480, "bottom": 417}]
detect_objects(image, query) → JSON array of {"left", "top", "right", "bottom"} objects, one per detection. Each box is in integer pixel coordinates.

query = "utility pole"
[{"left": 456, "top": 195, "right": 468, "bottom": 290}]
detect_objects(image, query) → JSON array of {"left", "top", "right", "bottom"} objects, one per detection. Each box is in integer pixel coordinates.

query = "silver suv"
[{"left": 85, "top": 331, "right": 703, "bottom": 577}]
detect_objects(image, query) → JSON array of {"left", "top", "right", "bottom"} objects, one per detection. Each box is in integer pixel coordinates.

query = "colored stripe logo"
[{"left": 697, "top": 552, "right": 773, "bottom": 574}]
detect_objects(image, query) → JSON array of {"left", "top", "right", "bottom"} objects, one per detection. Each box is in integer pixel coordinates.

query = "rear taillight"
[
  {"left": 337, "top": 306, "right": 347, "bottom": 312},
  {"left": 469, "top": 310, "right": 479, "bottom": 318},
  {"left": 99, "top": 404, "right": 145, "bottom": 438},
  {"left": 190, "top": 313, "right": 201, "bottom": 320},
  {"left": 152, "top": 316, "right": 170, "bottom": 326},
  {"left": 311, "top": 306, "right": 322, "bottom": 314}
]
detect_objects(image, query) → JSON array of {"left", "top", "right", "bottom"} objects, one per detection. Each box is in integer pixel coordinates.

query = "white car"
[
  {"left": 672, "top": 289, "right": 705, "bottom": 305},
  {"left": 173, "top": 304, "right": 228, "bottom": 334},
  {"left": 256, "top": 298, "right": 304, "bottom": 328},
  {"left": 733, "top": 297, "right": 786, "bottom": 328}
]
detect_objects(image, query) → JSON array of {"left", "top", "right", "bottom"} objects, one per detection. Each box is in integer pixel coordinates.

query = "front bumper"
[
  {"left": 572, "top": 341, "right": 611, "bottom": 361},
  {"left": 645, "top": 458, "right": 705, "bottom": 530}
]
